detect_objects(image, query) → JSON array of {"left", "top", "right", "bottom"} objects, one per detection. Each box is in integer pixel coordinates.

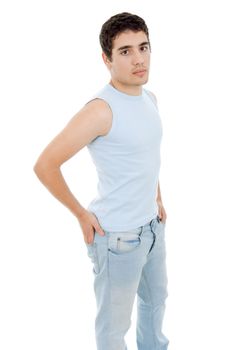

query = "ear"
[{"left": 102, "top": 52, "right": 112, "bottom": 68}]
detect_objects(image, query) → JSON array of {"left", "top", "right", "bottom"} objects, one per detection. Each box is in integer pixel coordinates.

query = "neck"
[{"left": 109, "top": 79, "right": 142, "bottom": 96}]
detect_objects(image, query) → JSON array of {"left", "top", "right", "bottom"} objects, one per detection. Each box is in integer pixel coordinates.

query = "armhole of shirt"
[
  {"left": 84, "top": 96, "right": 114, "bottom": 139},
  {"left": 145, "top": 89, "right": 158, "bottom": 109}
]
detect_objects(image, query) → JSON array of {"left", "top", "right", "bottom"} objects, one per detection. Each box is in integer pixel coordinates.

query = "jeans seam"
[
  {"left": 94, "top": 243, "right": 100, "bottom": 274},
  {"left": 107, "top": 237, "right": 112, "bottom": 349},
  {"left": 143, "top": 272, "right": 157, "bottom": 349}
]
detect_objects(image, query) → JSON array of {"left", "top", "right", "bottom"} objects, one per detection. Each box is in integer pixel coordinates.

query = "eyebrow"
[{"left": 117, "top": 41, "right": 150, "bottom": 52}]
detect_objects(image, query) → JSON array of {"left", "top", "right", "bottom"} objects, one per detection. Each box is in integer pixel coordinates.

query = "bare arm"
[
  {"left": 157, "top": 181, "right": 162, "bottom": 202},
  {"left": 156, "top": 181, "right": 167, "bottom": 223},
  {"left": 33, "top": 98, "right": 112, "bottom": 243},
  {"left": 149, "top": 91, "right": 167, "bottom": 223}
]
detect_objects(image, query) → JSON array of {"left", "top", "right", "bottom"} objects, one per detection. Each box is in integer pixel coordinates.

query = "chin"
[
  {"left": 133, "top": 76, "right": 149, "bottom": 86},
  {"left": 141, "top": 77, "right": 149, "bottom": 85}
]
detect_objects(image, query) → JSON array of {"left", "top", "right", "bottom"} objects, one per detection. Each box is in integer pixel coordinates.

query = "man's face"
[{"left": 103, "top": 30, "right": 151, "bottom": 89}]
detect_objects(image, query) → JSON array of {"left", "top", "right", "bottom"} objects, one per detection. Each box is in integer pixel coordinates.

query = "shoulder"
[
  {"left": 84, "top": 98, "right": 113, "bottom": 136},
  {"left": 85, "top": 97, "right": 112, "bottom": 113},
  {"left": 144, "top": 89, "right": 158, "bottom": 106}
]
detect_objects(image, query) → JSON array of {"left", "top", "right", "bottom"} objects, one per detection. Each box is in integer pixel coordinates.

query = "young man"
[{"left": 34, "top": 12, "right": 169, "bottom": 350}]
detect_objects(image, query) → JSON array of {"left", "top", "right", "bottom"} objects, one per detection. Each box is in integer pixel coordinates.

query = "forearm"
[
  {"left": 157, "top": 181, "right": 162, "bottom": 202},
  {"left": 34, "top": 164, "right": 86, "bottom": 219}
]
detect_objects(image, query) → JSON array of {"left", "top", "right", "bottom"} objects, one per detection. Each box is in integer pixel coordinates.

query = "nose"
[{"left": 132, "top": 49, "right": 145, "bottom": 65}]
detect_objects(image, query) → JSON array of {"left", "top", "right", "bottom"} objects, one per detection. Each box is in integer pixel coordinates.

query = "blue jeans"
[{"left": 85, "top": 215, "right": 169, "bottom": 350}]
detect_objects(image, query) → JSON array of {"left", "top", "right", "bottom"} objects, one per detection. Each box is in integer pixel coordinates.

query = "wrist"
[{"left": 74, "top": 206, "right": 87, "bottom": 220}]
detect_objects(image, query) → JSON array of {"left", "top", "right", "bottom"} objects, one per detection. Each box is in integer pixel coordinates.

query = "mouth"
[{"left": 133, "top": 69, "right": 147, "bottom": 76}]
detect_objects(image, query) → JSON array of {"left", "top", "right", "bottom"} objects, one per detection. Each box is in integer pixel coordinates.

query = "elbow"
[
  {"left": 33, "top": 158, "right": 46, "bottom": 180},
  {"left": 33, "top": 155, "right": 61, "bottom": 181},
  {"left": 33, "top": 156, "right": 54, "bottom": 181},
  {"left": 33, "top": 150, "right": 62, "bottom": 182}
]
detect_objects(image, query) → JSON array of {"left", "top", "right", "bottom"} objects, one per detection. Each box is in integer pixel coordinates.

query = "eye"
[
  {"left": 140, "top": 45, "right": 149, "bottom": 52},
  {"left": 121, "top": 50, "right": 129, "bottom": 55}
]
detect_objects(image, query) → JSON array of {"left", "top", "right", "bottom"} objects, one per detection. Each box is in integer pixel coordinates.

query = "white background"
[{"left": 1, "top": 0, "right": 243, "bottom": 349}]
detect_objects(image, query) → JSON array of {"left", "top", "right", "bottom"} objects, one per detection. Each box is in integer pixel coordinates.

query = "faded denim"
[{"left": 85, "top": 215, "right": 169, "bottom": 350}]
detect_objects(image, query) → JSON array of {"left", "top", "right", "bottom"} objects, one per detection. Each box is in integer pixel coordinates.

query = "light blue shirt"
[{"left": 86, "top": 83, "right": 162, "bottom": 231}]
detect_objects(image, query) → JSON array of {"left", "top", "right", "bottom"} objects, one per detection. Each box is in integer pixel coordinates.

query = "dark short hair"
[{"left": 99, "top": 12, "right": 150, "bottom": 61}]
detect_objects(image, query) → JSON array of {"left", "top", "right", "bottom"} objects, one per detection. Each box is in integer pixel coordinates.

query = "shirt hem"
[{"left": 100, "top": 212, "right": 158, "bottom": 232}]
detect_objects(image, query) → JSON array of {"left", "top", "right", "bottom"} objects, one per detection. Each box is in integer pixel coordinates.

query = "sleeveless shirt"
[{"left": 86, "top": 83, "right": 162, "bottom": 232}]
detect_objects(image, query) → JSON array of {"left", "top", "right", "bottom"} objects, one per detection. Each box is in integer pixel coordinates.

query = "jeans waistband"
[
  {"left": 103, "top": 215, "right": 160, "bottom": 235},
  {"left": 138, "top": 214, "right": 160, "bottom": 235},
  {"left": 143, "top": 214, "right": 160, "bottom": 227}
]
